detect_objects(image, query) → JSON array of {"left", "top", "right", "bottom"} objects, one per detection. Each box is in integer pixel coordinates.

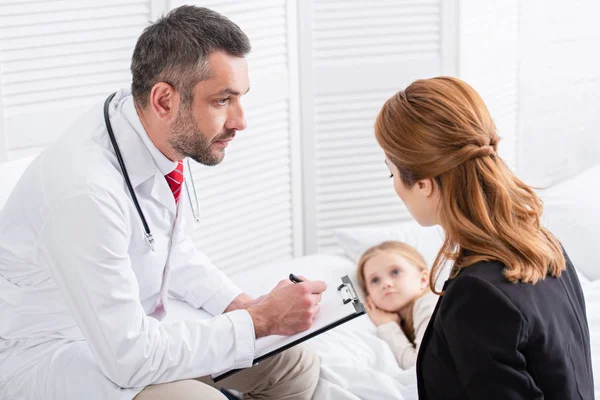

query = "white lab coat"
[{"left": 0, "top": 90, "right": 255, "bottom": 400}]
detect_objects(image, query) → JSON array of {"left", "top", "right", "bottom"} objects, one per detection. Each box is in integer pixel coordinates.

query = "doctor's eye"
[{"left": 216, "top": 97, "right": 230, "bottom": 106}]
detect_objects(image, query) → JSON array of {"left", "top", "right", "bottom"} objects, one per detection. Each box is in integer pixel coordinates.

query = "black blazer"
[{"left": 417, "top": 251, "right": 594, "bottom": 399}]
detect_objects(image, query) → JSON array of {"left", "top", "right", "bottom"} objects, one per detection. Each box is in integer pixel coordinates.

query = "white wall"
[
  {"left": 0, "top": 0, "right": 598, "bottom": 274},
  {"left": 458, "top": 0, "right": 600, "bottom": 187},
  {"left": 457, "top": 0, "right": 519, "bottom": 170},
  {"left": 518, "top": 0, "right": 600, "bottom": 187}
]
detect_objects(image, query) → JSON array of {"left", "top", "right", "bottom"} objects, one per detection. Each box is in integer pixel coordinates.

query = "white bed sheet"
[
  {"left": 228, "top": 253, "right": 600, "bottom": 400},
  {"left": 228, "top": 254, "right": 418, "bottom": 400}
]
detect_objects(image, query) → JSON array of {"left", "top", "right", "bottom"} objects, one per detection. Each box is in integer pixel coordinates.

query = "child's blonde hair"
[{"left": 357, "top": 241, "right": 429, "bottom": 344}]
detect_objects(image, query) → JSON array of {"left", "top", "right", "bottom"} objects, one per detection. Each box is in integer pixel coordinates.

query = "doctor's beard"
[{"left": 167, "top": 108, "right": 234, "bottom": 166}]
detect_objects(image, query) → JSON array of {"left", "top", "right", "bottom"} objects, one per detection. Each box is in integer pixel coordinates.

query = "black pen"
[{"left": 289, "top": 273, "right": 304, "bottom": 284}]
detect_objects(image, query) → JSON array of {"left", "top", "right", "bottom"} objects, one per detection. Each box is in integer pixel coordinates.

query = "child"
[{"left": 356, "top": 241, "right": 437, "bottom": 369}]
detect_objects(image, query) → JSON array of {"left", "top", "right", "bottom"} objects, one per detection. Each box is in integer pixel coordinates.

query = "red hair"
[{"left": 374, "top": 77, "right": 565, "bottom": 293}]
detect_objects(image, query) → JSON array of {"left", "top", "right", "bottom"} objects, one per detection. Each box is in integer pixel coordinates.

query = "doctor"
[{"left": 0, "top": 5, "right": 325, "bottom": 400}]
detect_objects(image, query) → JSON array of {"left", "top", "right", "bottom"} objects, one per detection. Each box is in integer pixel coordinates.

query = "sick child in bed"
[{"left": 356, "top": 241, "right": 437, "bottom": 370}]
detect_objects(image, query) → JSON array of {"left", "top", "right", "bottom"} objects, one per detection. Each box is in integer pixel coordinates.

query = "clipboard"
[{"left": 212, "top": 275, "right": 365, "bottom": 382}]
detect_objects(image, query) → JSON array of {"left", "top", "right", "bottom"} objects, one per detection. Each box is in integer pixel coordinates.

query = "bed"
[
  {"left": 227, "top": 251, "right": 600, "bottom": 399},
  {"left": 224, "top": 162, "right": 600, "bottom": 399},
  {"left": 228, "top": 254, "right": 419, "bottom": 400}
]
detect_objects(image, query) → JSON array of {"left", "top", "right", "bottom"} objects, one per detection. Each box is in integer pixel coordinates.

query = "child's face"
[{"left": 363, "top": 251, "right": 427, "bottom": 313}]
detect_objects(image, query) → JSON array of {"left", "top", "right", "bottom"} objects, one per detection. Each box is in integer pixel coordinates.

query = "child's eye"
[
  {"left": 389, "top": 173, "right": 393, "bottom": 178},
  {"left": 391, "top": 268, "right": 400, "bottom": 276},
  {"left": 370, "top": 277, "right": 380, "bottom": 285}
]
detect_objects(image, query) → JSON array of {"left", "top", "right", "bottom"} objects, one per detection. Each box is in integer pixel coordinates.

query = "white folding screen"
[
  {"left": 0, "top": 0, "right": 165, "bottom": 161},
  {"left": 0, "top": 0, "right": 300, "bottom": 274},
  {"left": 298, "top": 0, "right": 458, "bottom": 254},
  {"left": 169, "top": 0, "right": 302, "bottom": 274},
  {"left": 457, "top": 0, "right": 519, "bottom": 171},
  {"left": 518, "top": 0, "right": 600, "bottom": 187},
  {"left": 7, "top": 1, "right": 594, "bottom": 273}
]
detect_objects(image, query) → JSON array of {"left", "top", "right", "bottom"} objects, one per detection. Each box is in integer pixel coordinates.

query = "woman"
[
  {"left": 356, "top": 241, "right": 437, "bottom": 369},
  {"left": 374, "top": 77, "right": 594, "bottom": 399}
]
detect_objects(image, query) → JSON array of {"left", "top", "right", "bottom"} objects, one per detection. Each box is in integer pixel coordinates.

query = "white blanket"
[
  {"left": 230, "top": 254, "right": 600, "bottom": 400},
  {"left": 310, "top": 321, "right": 418, "bottom": 400},
  {"left": 230, "top": 254, "right": 418, "bottom": 400}
]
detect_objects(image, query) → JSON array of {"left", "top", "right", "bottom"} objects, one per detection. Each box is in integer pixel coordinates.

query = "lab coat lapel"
[
  {"left": 150, "top": 173, "right": 177, "bottom": 216},
  {"left": 110, "top": 92, "right": 177, "bottom": 217}
]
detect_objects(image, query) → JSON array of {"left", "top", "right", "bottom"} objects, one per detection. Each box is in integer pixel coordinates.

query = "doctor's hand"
[{"left": 247, "top": 279, "right": 327, "bottom": 338}]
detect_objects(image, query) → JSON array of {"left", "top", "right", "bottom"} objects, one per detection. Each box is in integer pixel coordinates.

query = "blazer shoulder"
[
  {"left": 443, "top": 261, "right": 522, "bottom": 309},
  {"left": 448, "top": 260, "right": 511, "bottom": 293},
  {"left": 457, "top": 259, "right": 506, "bottom": 279},
  {"left": 440, "top": 266, "right": 527, "bottom": 331}
]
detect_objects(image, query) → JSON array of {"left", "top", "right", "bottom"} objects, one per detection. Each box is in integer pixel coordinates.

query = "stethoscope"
[{"left": 103, "top": 92, "right": 200, "bottom": 251}]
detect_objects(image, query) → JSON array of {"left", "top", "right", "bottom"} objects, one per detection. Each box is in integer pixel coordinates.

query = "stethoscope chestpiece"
[{"left": 145, "top": 232, "right": 155, "bottom": 252}]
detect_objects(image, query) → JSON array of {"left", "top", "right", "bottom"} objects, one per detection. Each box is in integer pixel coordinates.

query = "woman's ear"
[{"left": 416, "top": 178, "right": 436, "bottom": 198}]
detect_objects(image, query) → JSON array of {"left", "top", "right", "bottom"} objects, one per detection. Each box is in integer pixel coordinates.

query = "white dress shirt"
[{"left": 0, "top": 90, "right": 255, "bottom": 400}]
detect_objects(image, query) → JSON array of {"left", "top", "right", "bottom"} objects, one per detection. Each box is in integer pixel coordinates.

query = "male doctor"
[{"left": 0, "top": 5, "right": 326, "bottom": 400}]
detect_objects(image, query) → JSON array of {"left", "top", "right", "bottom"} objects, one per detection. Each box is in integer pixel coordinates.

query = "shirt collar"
[{"left": 122, "top": 96, "right": 178, "bottom": 176}]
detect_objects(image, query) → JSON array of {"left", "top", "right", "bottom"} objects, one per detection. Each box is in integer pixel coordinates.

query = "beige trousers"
[{"left": 134, "top": 344, "right": 320, "bottom": 400}]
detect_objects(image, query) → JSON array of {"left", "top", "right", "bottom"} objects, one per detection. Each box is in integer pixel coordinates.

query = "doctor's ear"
[{"left": 148, "top": 82, "right": 181, "bottom": 122}]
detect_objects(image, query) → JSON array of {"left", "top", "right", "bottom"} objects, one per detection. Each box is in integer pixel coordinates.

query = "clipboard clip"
[{"left": 337, "top": 282, "right": 359, "bottom": 305}]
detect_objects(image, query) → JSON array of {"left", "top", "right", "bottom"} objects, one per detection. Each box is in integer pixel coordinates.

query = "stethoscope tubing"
[{"left": 104, "top": 93, "right": 201, "bottom": 251}]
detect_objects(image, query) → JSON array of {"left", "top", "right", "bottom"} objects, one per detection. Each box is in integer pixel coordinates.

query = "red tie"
[{"left": 165, "top": 160, "right": 184, "bottom": 204}]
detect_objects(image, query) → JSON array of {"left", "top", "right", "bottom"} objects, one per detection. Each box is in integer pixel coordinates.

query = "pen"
[{"left": 289, "top": 273, "right": 304, "bottom": 284}]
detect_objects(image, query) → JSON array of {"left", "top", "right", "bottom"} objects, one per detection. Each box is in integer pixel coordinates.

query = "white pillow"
[
  {"left": 538, "top": 163, "right": 600, "bottom": 282},
  {"left": 334, "top": 162, "right": 600, "bottom": 284},
  {"left": 333, "top": 220, "right": 446, "bottom": 269},
  {"left": 333, "top": 221, "right": 450, "bottom": 291},
  {"left": 0, "top": 156, "right": 36, "bottom": 212}
]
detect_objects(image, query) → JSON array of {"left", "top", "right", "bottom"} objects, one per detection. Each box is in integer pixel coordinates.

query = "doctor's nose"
[{"left": 226, "top": 103, "right": 247, "bottom": 131}]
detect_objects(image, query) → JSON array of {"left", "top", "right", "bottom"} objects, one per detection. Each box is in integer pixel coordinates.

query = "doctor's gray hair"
[{"left": 130, "top": 5, "right": 251, "bottom": 108}]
